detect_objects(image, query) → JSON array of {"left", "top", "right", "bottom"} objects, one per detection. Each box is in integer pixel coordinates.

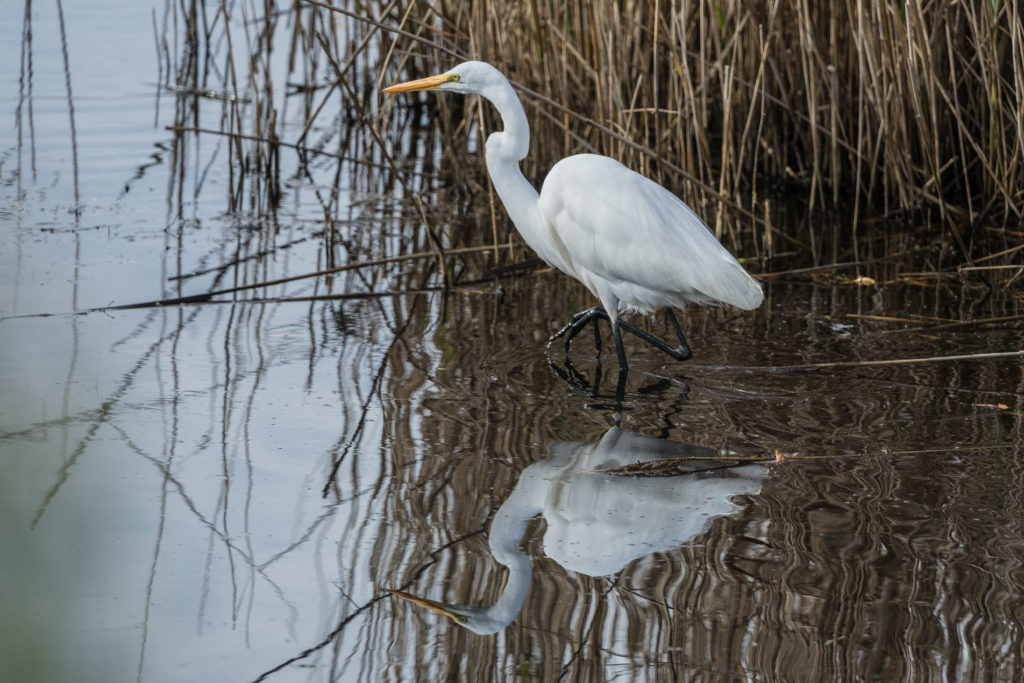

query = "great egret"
[
  {"left": 383, "top": 61, "right": 763, "bottom": 370},
  {"left": 390, "top": 426, "right": 767, "bottom": 633}
]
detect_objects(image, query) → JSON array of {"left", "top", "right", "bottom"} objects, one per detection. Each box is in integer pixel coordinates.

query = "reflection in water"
[
  {"left": 393, "top": 426, "right": 766, "bottom": 634},
  {"left": 4, "top": 1, "right": 1024, "bottom": 681}
]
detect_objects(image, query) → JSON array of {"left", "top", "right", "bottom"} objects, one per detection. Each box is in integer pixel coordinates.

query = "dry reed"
[
  {"left": 157, "top": 0, "right": 1024, "bottom": 282},
  {"left": 371, "top": 0, "right": 1023, "bottom": 263}
]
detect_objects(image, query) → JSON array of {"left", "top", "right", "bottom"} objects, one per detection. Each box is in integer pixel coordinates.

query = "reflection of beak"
[
  {"left": 389, "top": 589, "right": 468, "bottom": 624},
  {"left": 382, "top": 73, "right": 451, "bottom": 94}
]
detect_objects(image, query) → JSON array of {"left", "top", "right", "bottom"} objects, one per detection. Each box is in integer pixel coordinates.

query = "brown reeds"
[
  {"left": 159, "top": 0, "right": 1023, "bottom": 287},
  {"left": 369, "top": 1, "right": 1023, "bottom": 261}
]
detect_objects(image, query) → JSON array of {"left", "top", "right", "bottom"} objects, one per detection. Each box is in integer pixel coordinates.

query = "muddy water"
[{"left": 2, "top": 3, "right": 1023, "bottom": 682}]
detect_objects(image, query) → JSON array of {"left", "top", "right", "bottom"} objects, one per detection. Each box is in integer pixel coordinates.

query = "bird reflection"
[
  {"left": 547, "top": 355, "right": 687, "bottom": 410},
  {"left": 391, "top": 426, "right": 767, "bottom": 634}
]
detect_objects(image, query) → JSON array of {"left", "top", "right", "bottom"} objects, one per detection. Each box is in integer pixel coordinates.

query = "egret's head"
[
  {"left": 389, "top": 590, "right": 469, "bottom": 625},
  {"left": 383, "top": 60, "right": 507, "bottom": 97}
]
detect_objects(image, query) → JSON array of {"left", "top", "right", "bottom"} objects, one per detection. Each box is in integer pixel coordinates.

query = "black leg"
[
  {"left": 611, "top": 320, "right": 628, "bottom": 372},
  {"left": 548, "top": 307, "right": 693, "bottom": 366},
  {"left": 549, "top": 306, "right": 601, "bottom": 338},
  {"left": 613, "top": 368, "right": 628, "bottom": 405},
  {"left": 664, "top": 310, "right": 693, "bottom": 360},
  {"left": 613, "top": 317, "right": 692, "bottom": 361},
  {"left": 548, "top": 354, "right": 629, "bottom": 410},
  {"left": 548, "top": 306, "right": 605, "bottom": 354}
]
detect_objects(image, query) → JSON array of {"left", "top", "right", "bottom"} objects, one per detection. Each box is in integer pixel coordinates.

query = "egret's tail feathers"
[
  {"left": 728, "top": 270, "right": 764, "bottom": 310},
  {"left": 696, "top": 261, "right": 764, "bottom": 310}
]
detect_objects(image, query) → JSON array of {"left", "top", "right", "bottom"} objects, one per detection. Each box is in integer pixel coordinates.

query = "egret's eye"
[{"left": 447, "top": 74, "right": 460, "bottom": 83}]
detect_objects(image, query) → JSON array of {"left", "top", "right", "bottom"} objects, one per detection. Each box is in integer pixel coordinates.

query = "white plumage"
[
  {"left": 384, "top": 61, "right": 762, "bottom": 369},
  {"left": 539, "top": 154, "right": 764, "bottom": 314},
  {"left": 389, "top": 426, "right": 767, "bottom": 633}
]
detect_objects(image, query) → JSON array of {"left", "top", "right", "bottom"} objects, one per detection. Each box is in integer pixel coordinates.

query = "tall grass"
[
  {"left": 154, "top": 0, "right": 1023, "bottom": 279},
  {"left": 378, "top": 1, "right": 1023, "bottom": 240}
]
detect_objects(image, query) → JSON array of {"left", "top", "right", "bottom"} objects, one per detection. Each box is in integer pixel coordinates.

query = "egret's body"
[
  {"left": 384, "top": 61, "right": 762, "bottom": 369},
  {"left": 537, "top": 154, "right": 764, "bottom": 313}
]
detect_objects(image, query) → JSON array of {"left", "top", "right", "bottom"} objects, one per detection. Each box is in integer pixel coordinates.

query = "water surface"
[{"left": 2, "top": 3, "right": 1023, "bottom": 682}]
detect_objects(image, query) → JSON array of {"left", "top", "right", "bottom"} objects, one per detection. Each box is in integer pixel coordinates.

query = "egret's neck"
[
  {"left": 459, "top": 460, "right": 545, "bottom": 634},
  {"left": 481, "top": 83, "right": 551, "bottom": 261},
  {"left": 463, "top": 551, "right": 531, "bottom": 635}
]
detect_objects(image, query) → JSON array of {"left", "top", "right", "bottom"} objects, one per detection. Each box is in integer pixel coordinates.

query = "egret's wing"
[{"left": 538, "top": 154, "right": 762, "bottom": 309}]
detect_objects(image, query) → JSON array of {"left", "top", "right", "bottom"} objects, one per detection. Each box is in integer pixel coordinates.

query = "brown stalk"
[{"left": 760, "top": 350, "right": 1024, "bottom": 371}]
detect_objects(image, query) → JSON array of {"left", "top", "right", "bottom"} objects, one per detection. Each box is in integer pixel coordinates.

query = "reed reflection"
[{"left": 392, "top": 425, "right": 767, "bottom": 634}]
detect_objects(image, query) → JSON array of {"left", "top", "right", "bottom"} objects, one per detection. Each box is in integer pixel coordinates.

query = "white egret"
[
  {"left": 390, "top": 426, "right": 767, "bottom": 633},
  {"left": 383, "top": 61, "right": 763, "bottom": 370}
]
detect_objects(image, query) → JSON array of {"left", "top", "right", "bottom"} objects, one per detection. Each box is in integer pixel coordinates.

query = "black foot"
[
  {"left": 546, "top": 355, "right": 629, "bottom": 411},
  {"left": 548, "top": 307, "right": 694, "bottom": 369},
  {"left": 548, "top": 306, "right": 605, "bottom": 353}
]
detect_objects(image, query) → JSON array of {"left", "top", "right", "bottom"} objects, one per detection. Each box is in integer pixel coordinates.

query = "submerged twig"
[
  {"left": 166, "top": 243, "right": 516, "bottom": 293},
  {"left": 958, "top": 264, "right": 1024, "bottom": 272},
  {"left": 758, "top": 261, "right": 862, "bottom": 279},
  {"left": 600, "top": 457, "right": 773, "bottom": 477},
  {"left": 878, "top": 315, "right": 1024, "bottom": 335},
  {"left": 96, "top": 286, "right": 497, "bottom": 313},
  {"left": 973, "top": 243, "right": 1024, "bottom": 264},
  {"left": 168, "top": 235, "right": 317, "bottom": 281},
  {"left": 760, "top": 350, "right": 1024, "bottom": 372},
  {"left": 166, "top": 124, "right": 407, "bottom": 171}
]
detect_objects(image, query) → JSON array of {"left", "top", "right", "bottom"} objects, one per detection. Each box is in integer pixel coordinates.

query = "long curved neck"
[
  {"left": 466, "top": 550, "right": 531, "bottom": 634},
  {"left": 458, "top": 460, "right": 546, "bottom": 634},
  {"left": 481, "top": 83, "right": 551, "bottom": 261}
]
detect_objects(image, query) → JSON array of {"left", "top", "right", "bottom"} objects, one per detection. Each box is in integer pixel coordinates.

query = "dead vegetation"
[
  {"left": 150, "top": 0, "right": 1023, "bottom": 287},
  {"left": 384, "top": 1, "right": 1024, "bottom": 218}
]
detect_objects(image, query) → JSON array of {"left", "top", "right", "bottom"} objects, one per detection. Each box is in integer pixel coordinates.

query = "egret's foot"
[
  {"left": 546, "top": 355, "right": 629, "bottom": 410},
  {"left": 550, "top": 307, "right": 694, "bottom": 369},
  {"left": 548, "top": 306, "right": 606, "bottom": 346},
  {"left": 557, "top": 309, "right": 692, "bottom": 362},
  {"left": 613, "top": 314, "right": 692, "bottom": 362},
  {"left": 665, "top": 309, "right": 693, "bottom": 360}
]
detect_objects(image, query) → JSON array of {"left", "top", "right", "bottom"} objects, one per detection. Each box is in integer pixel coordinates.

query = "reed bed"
[
  {"left": 367, "top": 0, "right": 1023, "bottom": 272},
  {"left": 153, "top": 0, "right": 1023, "bottom": 286},
  {"left": 381, "top": 0, "right": 1024, "bottom": 219}
]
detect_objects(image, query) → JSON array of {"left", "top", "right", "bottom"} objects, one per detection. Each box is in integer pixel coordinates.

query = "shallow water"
[{"left": 2, "top": 3, "right": 1023, "bottom": 682}]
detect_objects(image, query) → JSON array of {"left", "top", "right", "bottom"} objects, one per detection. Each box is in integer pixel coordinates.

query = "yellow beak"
[
  {"left": 382, "top": 73, "right": 452, "bottom": 94},
  {"left": 389, "top": 589, "right": 468, "bottom": 624}
]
